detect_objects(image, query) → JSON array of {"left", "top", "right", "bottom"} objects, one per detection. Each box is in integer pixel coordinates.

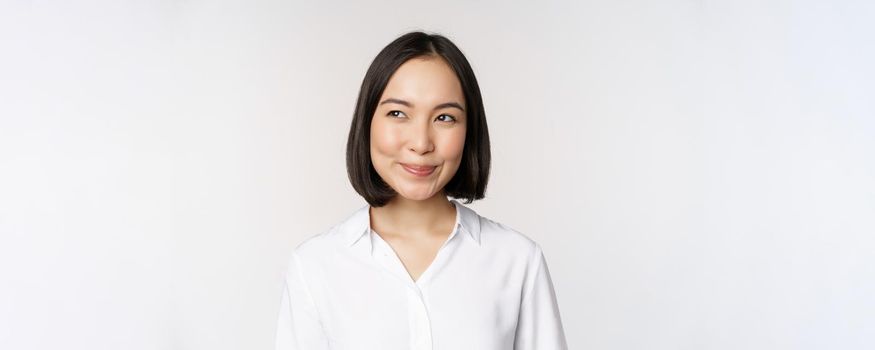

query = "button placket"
[
  {"left": 369, "top": 228, "right": 443, "bottom": 350},
  {"left": 407, "top": 287, "right": 433, "bottom": 350}
]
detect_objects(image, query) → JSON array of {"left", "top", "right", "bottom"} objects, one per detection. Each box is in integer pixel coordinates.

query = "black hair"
[{"left": 346, "top": 31, "right": 490, "bottom": 207}]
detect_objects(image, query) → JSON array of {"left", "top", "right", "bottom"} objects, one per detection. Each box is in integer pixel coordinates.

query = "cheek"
[
  {"left": 370, "top": 119, "right": 402, "bottom": 160},
  {"left": 438, "top": 128, "right": 467, "bottom": 162}
]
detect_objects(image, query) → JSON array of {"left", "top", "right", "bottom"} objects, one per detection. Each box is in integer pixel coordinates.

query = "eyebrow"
[{"left": 379, "top": 98, "right": 465, "bottom": 112}]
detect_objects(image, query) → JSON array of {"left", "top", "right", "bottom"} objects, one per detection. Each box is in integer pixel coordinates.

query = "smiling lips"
[{"left": 400, "top": 163, "right": 437, "bottom": 177}]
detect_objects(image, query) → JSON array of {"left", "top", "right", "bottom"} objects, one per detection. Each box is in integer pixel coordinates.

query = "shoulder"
[
  {"left": 289, "top": 223, "right": 346, "bottom": 260},
  {"left": 278, "top": 224, "right": 348, "bottom": 282},
  {"left": 290, "top": 203, "right": 369, "bottom": 257},
  {"left": 476, "top": 213, "right": 543, "bottom": 261},
  {"left": 454, "top": 199, "right": 540, "bottom": 253}
]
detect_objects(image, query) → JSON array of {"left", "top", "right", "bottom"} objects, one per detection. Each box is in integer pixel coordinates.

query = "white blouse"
[{"left": 274, "top": 199, "right": 568, "bottom": 350}]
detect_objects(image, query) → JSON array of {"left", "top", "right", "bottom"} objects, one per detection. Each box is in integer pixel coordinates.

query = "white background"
[{"left": 1, "top": 0, "right": 873, "bottom": 349}]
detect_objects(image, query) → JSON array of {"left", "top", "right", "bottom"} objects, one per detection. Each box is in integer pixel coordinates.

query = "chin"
[{"left": 396, "top": 187, "right": 439, "bottom": 201}]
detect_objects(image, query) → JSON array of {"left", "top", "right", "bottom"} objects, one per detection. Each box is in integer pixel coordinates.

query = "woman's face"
[{"left": 370, "top": 56, "right": 467, "bottom": 202}]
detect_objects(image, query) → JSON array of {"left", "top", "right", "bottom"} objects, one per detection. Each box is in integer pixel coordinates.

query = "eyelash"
[{"left": 387, "top": 110, "right": 456, "bottom": 123}]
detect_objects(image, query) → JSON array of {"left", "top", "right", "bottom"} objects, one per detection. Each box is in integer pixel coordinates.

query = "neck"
[{"left": 369, "top": 193, "right": 456, "bottom": 239}]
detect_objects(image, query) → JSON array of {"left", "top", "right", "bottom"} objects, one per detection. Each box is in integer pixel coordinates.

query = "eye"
[
  {"left": 436, "top": 114, "right": 457, "bottom": 123},
  {"left": 387, "top": 110, "right": 406, "bottom": 118}
]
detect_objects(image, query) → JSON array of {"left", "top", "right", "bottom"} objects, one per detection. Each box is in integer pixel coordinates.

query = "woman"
[{"left": 275, "top": 31, "right": 568, "bottom": 350}]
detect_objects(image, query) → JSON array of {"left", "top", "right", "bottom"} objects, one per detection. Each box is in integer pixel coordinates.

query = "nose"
[{"left": 407, "top": 118, "right": 434, "bottom": 155}]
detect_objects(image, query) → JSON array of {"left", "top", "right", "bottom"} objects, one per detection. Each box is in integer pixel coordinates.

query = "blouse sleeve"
[
  {"left": 514, "top": 243, "right": 569, "bottom": 350},
  {"left": 275, "top": 251, "right": 331, "bottom": 350}
]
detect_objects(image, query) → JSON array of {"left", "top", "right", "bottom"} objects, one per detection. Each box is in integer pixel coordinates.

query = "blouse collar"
[{"left": 340, "top": 198, "right": 481, "bottom": 247}]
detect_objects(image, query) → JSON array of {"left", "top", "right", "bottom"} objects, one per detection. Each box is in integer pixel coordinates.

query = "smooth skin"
[{"left": 369, "top": 56, "right": 467, "bottom": 282}]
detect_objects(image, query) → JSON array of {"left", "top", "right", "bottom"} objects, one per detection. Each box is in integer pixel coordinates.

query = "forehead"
[{"left": 379, "top": 57, "right": 465, "bottom": 107}]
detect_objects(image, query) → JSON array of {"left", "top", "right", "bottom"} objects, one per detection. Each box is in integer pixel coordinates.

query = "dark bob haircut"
[{"left": 346, "top": 31, "right": 491, "bottom": 207}]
